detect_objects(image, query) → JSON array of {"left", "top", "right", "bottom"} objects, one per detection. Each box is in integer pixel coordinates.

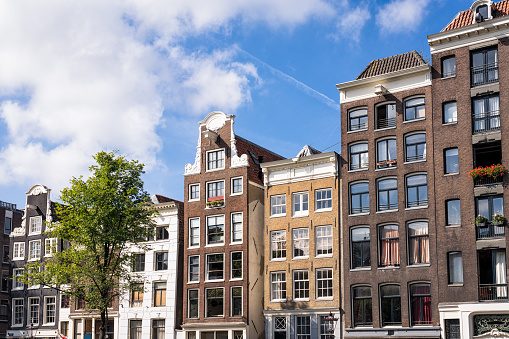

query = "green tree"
[{"left": 23, "top": 151, "right": 154, "bottom": 339}]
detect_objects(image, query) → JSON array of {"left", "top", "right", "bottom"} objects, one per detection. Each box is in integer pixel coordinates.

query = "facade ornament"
[
  {"left": 184, "top": 127, "right": 202, "bottom": 176},
  {"left": 27, "top": 184, "right": 48, "bottom": 196},
  {"left": 230, "top": 117, "right": 249, "bottom": 168}
]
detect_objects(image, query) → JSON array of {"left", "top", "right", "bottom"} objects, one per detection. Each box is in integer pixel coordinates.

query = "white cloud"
[
  {"left": 376, "top": 0, "right": 431, "bottom": 34},
  {"left": 336, "top": 6, "right": 372, "bottom": 42}
]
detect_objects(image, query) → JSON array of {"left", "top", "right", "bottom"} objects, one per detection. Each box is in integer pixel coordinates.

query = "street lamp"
[{"left": 323, "top": 312, "right": 338, "bottom": 339}]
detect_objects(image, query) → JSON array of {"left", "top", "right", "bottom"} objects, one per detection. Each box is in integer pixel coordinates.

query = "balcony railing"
[
  {"left": 406, "top": 154, "right": 425, "bottom": 162},
  {"left": 472, "top": 110, "right": 500, "bottom": 134},
  {"left": 376, "top": 117, "right": 396, "bottom": 130},
  {"left": 350, "top": 162, "right": 368, "bottom": 171},
  {"left": 474, "top": 175, "right": 504, "bottom": 187},
  {"left": 0, "top": 201, "right": 16, "bottom": 210},
  {"left": 476, "top": 223, "right": 505, "bottom": 240},
  {"left": 407, "top": 199, "right": 428, "bottom": 208},
  {"left": 472, "top": 62, "right": 499, "bottom": 87},
  {"left": 350, "top": 122, "right": 367, "bottom": 131},
  {"left": 479, "top": 283, "right": 508, "bottom": 301}
]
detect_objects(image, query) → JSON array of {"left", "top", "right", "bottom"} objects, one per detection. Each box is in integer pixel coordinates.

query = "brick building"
[
  {"left": 181, "top": 111, "right": 284, "bottom": 339},
  {"left": 260, "top": 147, "right": 341, "bottom": 339}
]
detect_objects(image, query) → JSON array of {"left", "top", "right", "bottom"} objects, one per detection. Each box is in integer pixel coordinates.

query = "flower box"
[
  {"left": 475, "top": 215, "right": 488, "bottom": 226},
  {"left": 469, "top": 164, "right": 507, "bottom": 180}
]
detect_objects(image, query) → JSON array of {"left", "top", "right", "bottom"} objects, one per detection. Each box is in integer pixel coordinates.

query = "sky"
[{"left": 0, "top": 0, "right": 475, "bottom": 207}]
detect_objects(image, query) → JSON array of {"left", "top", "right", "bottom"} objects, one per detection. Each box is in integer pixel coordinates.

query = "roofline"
[
  {"left": 260, "top": 151, "right": 339, "bottom": 170},
  {"left": 236, "top": 135, "right": 285, "bottom": 159}
]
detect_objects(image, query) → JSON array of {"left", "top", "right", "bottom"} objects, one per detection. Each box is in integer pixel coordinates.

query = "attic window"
[
  {"left": 471, "top": 1, "right": 493, "bottom": 23},
  {"left": 476, "top": 5, "right": 488, "bottom": 21}
]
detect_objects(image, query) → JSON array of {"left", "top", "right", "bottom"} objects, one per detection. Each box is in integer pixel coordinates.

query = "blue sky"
[{"left": 0, "top": 0, "right": 474, "bottom": 206}]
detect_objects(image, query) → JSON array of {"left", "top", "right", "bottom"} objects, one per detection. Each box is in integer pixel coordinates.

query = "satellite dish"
[{"left": 475, "top": 12, "right": 484, "bottom": 23}]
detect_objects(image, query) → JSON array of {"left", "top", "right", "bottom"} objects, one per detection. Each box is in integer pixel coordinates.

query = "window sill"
[
  {"left": 42, "top": 323, "right": 55, "bottom": 327},
  {"left": 375, "top": 166, "right": 397, "bottom": 172},
  {"left": 405, "top": 205, "right": 428, "bottom": 211},
  {"left": 270, "top": 258, "right": 287, "bottom": 262},
  {"left": 315, "top": 254, "right": 333, "bottom": 259},
  {"left": 349, "top": 213, "right": 370, "bottom": 217},
  {"left": 403, "top": 117, "right": 426, "bottom": 124},
  {"left": 28, "top": 258, "right": 39, "bottom": 262},
  {"left": 448, "top": 283, "right": 464, "bottom": 287},
  {"left": 407, "top": 263, "right": 430, "bottom": 268},
  {"left": 205, "top": 205, "right": 225, "bottom": 210},
  {"left": 271, "top": 299, "right": 287, "bottom": 303},
  {"left": 444, "top": 172, "right": 459, "bottom": 177},
  {"left": 188, "top": 199, "right": 200, "bottom": 203},
  {"left": 11, "top": 287, "right": 23, "bottom": 291},
  {"left": 445, "top": 224, "right": 461, "bottom": 228},
  {"left": 443, "top": 121, "right": 458, "bottom": 126},
  {"left": 404, "top": 159, "right": 427, "bottom": 165},
  {"left": 188, "top": 245, "right": 200, "bottom": 250},
  {"left": 376, "top": 209, "right": 398, "bottom": 214},
  {"left": 270, "top": 214, "right": 286, "bottom": 219},
  {"left": 230, "top": 192, "right": 243, "bottom": 197},
  {"left": 187, "top": 281, "right": 199, "bottom": 285},
  {"left": 378, "top": 266, "right": 400, "bottom": 270},
  {"left": 11, "top": 324, "right": 23, "bottom": 328},
  {"left": 292, "top": 214, "right": 309, "bottom": 219},
  {"left": 12, "top": 258, "right": 24, "bottom": 261},
  {"left": 348, "top": 168, "right": 369, "bottom": 173},
  {"left": 375, "top": 126, "right": 396, "bottom": 132},
  {"left": 293, "top": 257, "right": 309, "bottom": 261},
  {"left": 441, "top": 75, "right": 456, "bottom": 80},
  {"left": 315, "top": 208, "right": 333, "bottom": 213},
  {"left": 230, "top": 278, "right": 243, "bottom": 282},
  {"left": 230, "top": 242, "right": 243, "bottom": 246},
  {"left": 205, "top": 279, "right": 225, "bottom": 283},
  {"left": 294, "top": 298, "right": 309, "bottom": 302},
  {"left": 347, "top": 128, "right": 368, "bottom": 134},
  {"left": 205, "top": 244, "right": 225, "bottom": 248},
  {"left": 350, "top": 267, "right": 371, "bottom": 272},
  {"left": 29, "top": 232, "right": 42, "bottom": 236}
]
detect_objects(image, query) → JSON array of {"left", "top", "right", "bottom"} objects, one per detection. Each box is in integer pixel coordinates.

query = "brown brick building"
[
  {"left": 181, "top": 111, "right": 283, "bottom": 339},
  {"left": 260, "top": 147, "right": 341, "bottom": 339}
]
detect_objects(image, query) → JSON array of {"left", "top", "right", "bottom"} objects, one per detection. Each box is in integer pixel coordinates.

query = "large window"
[
  {"left": 352, "top": 286, "right": 372, "bottom": 327},
  {"left": 130, "top": 283, "right": 144, "bottom": 307},
  {"left": 152, "top": 319, "right": 165, "bottom": 339},
  {"left": 189, "top": 218, "right": 200, "bottom": 247},
  {"left": 473, "top": 94, "right": 500, "bottom": 133},
  {"left": 231, "top": 252, "right": 242, "bottom": 280},
  {"left": 13, "top": 242, "right": 25, "bottom": 260},
  {"left": 30, "top": 216, "right": 42, "bottom": 234},
  {"left": 293, "top": 228, "right": 309, "bottom": 258},
  {"left": 350, "top": 182, "right": 369, "bottom": 214},
  {"left": 270, "top": 195, "right": 286, "bottom": 217},
  {"left": 446, "top": 200, "right": 461, "bottom": 226},
  {"left": 476, "top": 195, "right": 503, "bottom": 222},
  {"left": 207, "top": 181, "right": 225, "bottom": 200},
  {"left": 379, "top": 225, "right": 399, "bottom": 267},
  {"left": 410, "top": 283, "right": 432, "bottom": 325},
  {"left": 296, "top": 316, "right": 311, "bottom": 339},
  {"left": 270, "top": 272, "right": 286, "bottom": 301},
  {"left": 377, "top": 178, "right": 397, "bottom": 211},
  {"left": 405, "top": 97, "right": 425, "bottom": 121},
  {"left": 207, "top": 215, "right": 224, "bottom": 245},
  {"left": 231, "top": 212, "right": 243, "bottom": 243},
  {"left": 155, "top": 226, "right": 169, "bottom": 241},
  {"left": 188, "top": 256, "right": 199, "bottom": 282},
  {"left": 188, "top": 289, "right": 199, "bottom": 318},
  {"left": 444, "top": 102, "right": 457, "bottom": 124},
  {"left": 315, "top": 188, "right": 332, "bottom": 211},
  {"left": 442, "top": 56, "right": 456, "bottom": 78},
  {"left": 231, "top": 287, "right": 242, "bottom": 317},
  {"left": 271, "top": 230, "right": 286, "bottom": 260},
  {"left": 405, "top": 133, "right": 426, "bottom": 162},
  {"left": 444, "top": 148, "right": 459, "bottom": 174},
  {"left": 380, "top": 285, "right": 401, "bottom": 326},
  {"left": 206, "top": 253, "right": 224, "bottom": 281},
  {"left": 292, "top": 192, "right": 309, "bottom": 217},
  {"left": 316, "top": 268, "right": 333, "bottom": 299},
  {"left": 207, "top": 149, "right": 225, "bottom": 170},
  {"left": 129, "top": 320, "right": 142, "bottom": 339},
  {"left": 471, "top": 47, "right": 498, "bottom": 87},
  {"left": 408, "top": 221, "right": 429, "bottom": 265},
  {"left": 448, "top": 252, "right": 463, "bottom": 284},
  {"left": 12, "top": 299, "right": 23, "bottom": 326},
  {"left": 349, "top": 143, "right": 368, "bottom": 170},
  {"left": 45, "top": 238, "right": 57, "bottom": 256},
  {"left": 153, "top": 282, "right": 166, "bottom": 307},
  {"left": 351, "top": 227, "right": 370, "bottom": 269},
  {"left": 155, "top": 252, "right": 168, "bottom": 271},
  {"left": 349, "top": 108, "right": 368, "bottom": 131},
  {"left": 133, "top": 253, "right": 145, "bottom": 272},
  {"left": 274, "top": 317, "right": 287, "bottom": 339},
  {"left": 29, "top": 297, "right": 40, "bottom": 326},
  {"left": 44, "top": 296, "right": 56, "bottom": 324},
  {"left": 316, "top": 226, "right": 333, "bottom": 257},
  {"left": 406, "top": 174, "right": 428, "bottom": 208},
  {"left": 206, "top": 288, "right": 224, "bottom": 317},
  {"left": 13, "top": 268, "right": 23, "bottom": 289},
  {"left": 377, "top": 139, "right": 397, "bottom": 169},
  {"left": 293, "top": 270, "right": 309, "bottom": 300},
  {"left": 376, "top": 103, "right": 396, "bottom": 129},
  {"left": 29, "top": 240, "right": 41, "bottom": 260}
]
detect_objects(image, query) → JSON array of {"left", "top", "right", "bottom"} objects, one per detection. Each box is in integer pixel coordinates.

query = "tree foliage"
[{"left": 23, "top": 151, "right": 155, "bottom": 339}]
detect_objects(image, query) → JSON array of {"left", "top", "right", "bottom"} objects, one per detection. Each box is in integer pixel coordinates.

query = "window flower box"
[
  {"left": 475, "top": 215, "right": 488, "bottom": 227},
  {"left": 492, "top": 214, "right": 506, "bottom": 226},
  {"left": 468, "top": 164, "right": 507, "bottom": 180},
  {"left": 206, "top": 196, "right": 224, "bottom": 208}
]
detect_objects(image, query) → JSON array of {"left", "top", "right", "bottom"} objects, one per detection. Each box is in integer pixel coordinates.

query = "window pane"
[
  {"left": 351, "top": 227, "right": 370, "bottom": 269},
  {"left": 447, "top": 200, "right": 461, "bottom": 225},
  {"left": 444, "top": 102, "right": 457, "bottom": 123},
  {"left": 408, "top": 221, "right": 429, "bottom": 265},
  {"left": 445, "top": 148, "right": 459, "bottom": 174},
  {"left": 448, "top": 252, "right": 463, "bottom": 284},
  {"left": 380, "top": 285, "right": 401, "bottom": 326},
  {"left": 353, "top": 286, "right": 372, "bottom": 326}
]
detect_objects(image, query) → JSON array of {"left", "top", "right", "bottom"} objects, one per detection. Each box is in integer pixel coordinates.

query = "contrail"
[{"left": 234, "top": 45, "right": 341, "bottom": 111}]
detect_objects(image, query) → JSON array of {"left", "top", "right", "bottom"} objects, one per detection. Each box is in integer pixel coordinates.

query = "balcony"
[
  {"left": 0, "top": 200, "right": 16, "bottom": 210},
  {"left": 472, "top": 110, "right": 500, "bottom": 134},
  {"left": 479, "top": 284, "right": 508, "bottom": 301},
  {"left": 474, "top": 175, "right": 504, "bottom": 187},
  {"left": 476, "top": 223, "right": 505, "bottom": 240},
  {"left": 469, "top": 165, "right": 506, "bottom": 187},
  {"left": 471, "top": 62, "right": 499, "bottom": 87},
  {"left": 376, "top": 117, "right": 396, "bottom": 130}
]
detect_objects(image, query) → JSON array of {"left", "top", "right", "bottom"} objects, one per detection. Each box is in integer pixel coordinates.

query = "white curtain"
[{"left": 495, "top": 251, "right": 507, "bottom": 298}]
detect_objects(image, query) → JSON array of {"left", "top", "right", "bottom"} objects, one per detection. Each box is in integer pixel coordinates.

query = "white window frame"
[
  {"left": 230, "top": 251, "right": 243, "bottom": 280},
  {"left": 12, "top": 269, "right": 23, "bottom": 290},
  {"left": 206, "top": 214, "right": 225, "bottom": 246},
  {"left": 206, "top": 180, "right": 225, "bottom": 202},
  {"left": 270, "top": 230, "right": 286, "bottom": 261},
  {"left": 270, "top": 271, "right": 286, "bottom": 302},
  {"left": 188, "top": 255, "right": 200, "bottom": 283},
  {"left": 13, "top": 242, "right": 25, "bottom": 261},
  {"left": 29, "top": 216, "right": 42, "bottom": 235},
  {"left": 206, "top": 149, "right": 225, "bottom": 171},
  {"left": 293, "top": 270, "right": 310, "bottom": 301},
  {"left": 189, "top": 183, "right": 200, "bottom": 202},
  {"left": 231, "top": 177, "right": 243, "bottom": 196},
  {"left": 315, "top": 225, "right": 333, "bottom": 257},
  {"left": 404, "top": 96, "right": 426, "bottom": 122},
  {"left": 296, "top": 316, "right": 311, "bottom": 339},
  {"left": 270, "top": 194, "right": 286, "bottom": 217},
  {"left": 12, "top": 298, "right": 23, "bottom": 326},
  {"left": 188, "top": 289, "right": 199, "bottom": 318},
  {"left": 206, "top": 253, "right": 224, "bottom": 282},
  {"left": 316, "top": 268, "right": 333, "bottom": 300},
  {"left": 45, "top": 238, "right": 57, "bottom": 257},
  {"left": 293, "top": 228, "right": 309, "bottom": 259},
  {"left": 230, "top": 286, "right": 243, "bottom": 317},
  {"left": 44, "top": 296, "right": 56, "bottom": 325},
  {"left": 188, "top": 218, "right": 200, "bottom": 248},
  {"left": 231, "top": 212, "right": 243, "bottom": 244},
  {"left": 28, "top": 297, "right": 40, "bottom": 326},
  {"left": 292, "top": 192, "right": 309, "bottom": 217},
  {"left": 205, "top": 287, "right": 224, "bottom": 318},
  {"left": 315, "top": 188, "right": 332, "bottom": 212},
  {"left": 29, "top": 240, "right": 41, "bottom": 261}
]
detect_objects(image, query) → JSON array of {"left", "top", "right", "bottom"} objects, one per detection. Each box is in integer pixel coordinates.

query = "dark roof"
[
  {"left": 444, "top": 1, "right": 509, "bottom": 31},
  {"left": 151, "top": 194, "right": 183, "bottom": 205},
  {"left": 356, "top": 51, "right": 427, "bottom": 80}
]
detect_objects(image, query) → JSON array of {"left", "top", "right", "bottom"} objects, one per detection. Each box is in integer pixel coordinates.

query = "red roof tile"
[{"left": 444, "top": 0, "right": 509, "bottom": 31}]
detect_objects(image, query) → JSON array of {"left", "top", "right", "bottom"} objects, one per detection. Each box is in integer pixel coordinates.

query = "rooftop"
[
  {"left": 444, "top": 0, "right": 509, "bottom": 31},
  {"left": 356, "top": 51, "right": 427, "bottom": 80}
]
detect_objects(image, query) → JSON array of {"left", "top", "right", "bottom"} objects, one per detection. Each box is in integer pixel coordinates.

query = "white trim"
[
  {"left": 230, "top": 176, "right": 243, "bottom": 196},
  {"left": 188, "top": 183, "right": 200, "bottom": 202},
  {"left": 205, "top": 149, "right": 226, "bottom": 172}
]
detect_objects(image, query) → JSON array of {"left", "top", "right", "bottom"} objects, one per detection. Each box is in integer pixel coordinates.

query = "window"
[
  {"left": 13, "top": 299, "right": 23, "bottom": 326},
  {"left": 30, "top": 216, "right": 42, "bottom": 234},
  {"left": 156, "top": 226, "right": 169, "bottom": 240},
  {"left": 349, "top": 108, "right": 368, "bottom": 131},
  {"left": 231, "top": 212, "right": 243, "bottom": 243},
  {"left": 231, "top": 252, "right": 242, "bottom": 279},
  {"left": 29, "top": 240, "right": 41, "bottom": 260},
  {"left": 405, "top": 133, "right": 426, "bottom": 162},
  {"left": 410, "top": 283, "right": 431, "bottom": 325},
  {"left": 476, "top": 195, "right": 503, "bottom": 222},
  {"left": 408, "top": 221, "right": 429, "bottom": 265},
  {"left": 444, "top": 102, "right": 457, "bottom": 123},
  {"left": 188, "top": 256, "right": 199, "bottom": 282},
  {"left": 296, "top": 316, "right": 311, "bottom": 339},
  {"left": 380, "top": 285, "right": 401, "bottom": 326},
  {"left": 320, "top": 316, "right": 331, "bottom": 339},
  {"left": 316, "top": 268, "right": 333, "bottom": 299},
  {"left": 129, "top": 320, "right": 142, "bottom": 339},
  {"left": 316, "top": 226, "right": 333, "bottom": 256},
  {"left": 377, "top": 139, "right": 397, "bottom": 169},
  {"left": 155, "top": 252, "right": 168, "bottom": 271},
  {"left": 13, "top": 268, "right": 23, "bottom": 289},
  {"left": 206, "top": 253, "right": 224, "bottom": 280},
  {"left": 13, "top": 242, "right": 24, "bottom": 260},
  {"left": 2, "top": 245, "right": 8, "bottom": 263},
  {"left": 4, "top": 214, "right": 11, "bottom": 235},
  {"left": 45, "top": 238, "right": 57, "bottom": 256},
  {"left": 61, "top": 294, "right": 70, "bottom": 308},
  {"left": 444, "top": 148, "right": 459, "bottom": 174},
  {"left": 1, "top": 271, "right": 9, "bottom": 292},
  {"left": 234, "top": 331, "right": 243, "bottom": 339},
  {"left": 189, "top": 183, "right": 200, "bottom": 201},
  {"left": 353, "top": 286, "right": 372, "bottom": 327},
  {"left": 270, "top": 272, "right": 286, "bottom": 301},
  {"left": 445, "top": 319, "right": 460, "bottom": 339},
  {"left": 44, "top": 296, "right": 56, "bottom": 324},
  {"left": 29, "top": 297, "right": 40, "bottom": 326},
  {"left": 189, "top": 218, "right": 200, "bottom": 247},
  {"left": 188, "top": 289, "right": 199, "bottom": 318},
  {"left": 448, "top": 252, "right": 463, "bottom": 284},
  {"left": 471, "top": 47, "right": 498, "bottom": 87},
  {"left": 293, "top": 270, "right": 309, "bottom": 300},
  {"left": 349, "top": 143, "right": 368, "bottom": 170},
  {"left": 61, "top": 321, "right": 70, "bottom": 338},
  {"left": 446, "top": 200, "right": 461, "bottom": 226},
  {"left": 231, "top": 286, "right": 242, "bottom": 317},
  {"left": 376, "top": 103, "right": 396, "bottom": 129},
  {"left": 351, "top": 227, "right": 370, "bottom": 269},
  {"left": 152, "top": 319, "right": 165, "bottom": 339},
  {"left": 293, "top": 228, "right": 309, "bottom": 258},
  {"left": 292, "top": 192, "right": 309, "bottom": 217},
  {"left": 270, "top": 195, "right": 286, "bottom": 217},
  {"left": 0, "top": 300, "right": 6, "bottom": 322},
  {"left": 207, "top": 215, "right": 224, "bottom": 245},
  {"left": 406, "top": 174, "right": 428, "bottom": 208},
  {"left": 206, "top": 288, "right": 224, "bottom": 317},
  {"left": 379, "top": 225, "right": 399, "bottom": 267},
  {"left": 153, "top": 282, "right": 166, "bottom": 307},
  {"left": 405, "top": 97, "right": 425, "bottom": 121},
  {"left": 315, "top": 188, "right": 332, "bottom": 211},
  {"left": 207, "top": 181, "right": 225, "bottom": 200},
  {"left": 350, "top": 182, "right": 369, "bottom": 214},
  {"left": 473, "top": 94, "right": 500, "bottom": 133},
  {"left": 274, "top": 317, "right": 287, "bottom": 339},
  {"left": 133, "top": 253, "right": 145, "bottom": 272},
  {"left": 271, "top": 231, "right": 286, "bottom": 261},
  {"left": 442, "top": 56, "right": 456, "bottom": 77},
  {"left": 476, "top": 4, "right": 489, "bottom": 20},
  {"left": 207, "top": 149, "right": 225, "bottom": 170},
  {"left": 231, "top": 177, "right": 243, "bottom": 195},
  {"left": 377, "top": 178, "right": 397, "bottom": 211}
]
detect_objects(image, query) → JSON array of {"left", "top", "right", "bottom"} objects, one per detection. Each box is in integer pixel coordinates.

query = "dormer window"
[
  {"left": 471, "top": 1, "right": 493, "bottom": 24},
  {"left": 476, "top": 5, "right": 488, "bottom": 21}
]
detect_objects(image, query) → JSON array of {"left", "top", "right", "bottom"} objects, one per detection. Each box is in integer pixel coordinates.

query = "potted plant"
[
  {"left": 468, "top": 164, "right": 507, "bottom": 180},
  {"left": 206, "top": 199, "right": 224, "bottom": 208},
  {"left": 475, "top": 215, "right": 488, "bottom": 226},
  {"left": 492, "top": 213, "right": 506, "bottom": 226}
]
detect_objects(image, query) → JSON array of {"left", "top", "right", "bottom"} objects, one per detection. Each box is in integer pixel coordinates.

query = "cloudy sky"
[{"left": 0, "top": 0, "right": 473, "bottom": 206}]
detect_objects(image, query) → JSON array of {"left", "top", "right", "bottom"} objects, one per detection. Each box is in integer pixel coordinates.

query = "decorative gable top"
[
  {"left": 356, "top": 51, "right": 427, "bottom": 80},
  {"left": 443, "top": 0, "right": 509, "bottom": 31},
  {"left": 296, "top": 145, "right": 321, "bottom": 158}
]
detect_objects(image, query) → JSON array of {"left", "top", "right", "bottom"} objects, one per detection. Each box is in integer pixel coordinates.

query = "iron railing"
[
  {"left": 479, "top": 284, "right": 508, "bottom": 301},
  {"left": 474, "top": 175, "right": 503, "bottom": 187},
  {"left": 0, "top": 201, "right": 16, "bottom": 210},
  {"left": 472, "top": 62, "right": 499, "bottom": 87},
  {"left": 407, "top": 199, "right": 428, "bottom": 208},
  {"left": 476, "top": 223, "right": 505, "bottom": 240},
  {"left": 376, "top": 117, "right": 396, "bottom": 130},
  {"left": 472, "top": 110, "right": 500, "bottom": 134}
]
